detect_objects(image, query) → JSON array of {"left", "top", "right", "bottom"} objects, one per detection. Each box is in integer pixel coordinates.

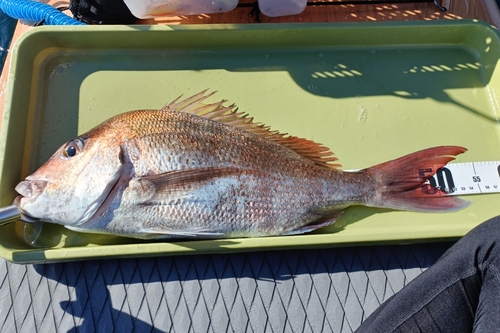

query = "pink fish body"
[{"left": 14, "top": 91, "right": 469, "bottom": 239}]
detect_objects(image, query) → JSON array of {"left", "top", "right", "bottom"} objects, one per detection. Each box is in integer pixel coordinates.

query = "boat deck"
[{"left": 0, "top": 242, "right": 454, "bottom": 332}]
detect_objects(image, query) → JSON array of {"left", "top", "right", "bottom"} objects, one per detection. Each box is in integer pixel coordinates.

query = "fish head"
[{"left": 14, "top": 133, "right": 124, "bottom": 226}]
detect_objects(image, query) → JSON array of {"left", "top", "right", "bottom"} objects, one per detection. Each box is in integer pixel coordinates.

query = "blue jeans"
[{"left": 355, "top": 215, "right": 500, "bottom": 332}]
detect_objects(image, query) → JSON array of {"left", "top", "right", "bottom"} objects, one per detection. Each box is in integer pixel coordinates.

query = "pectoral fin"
[{"left": 129, "top": 167, "right": 244, "bottom": 204}]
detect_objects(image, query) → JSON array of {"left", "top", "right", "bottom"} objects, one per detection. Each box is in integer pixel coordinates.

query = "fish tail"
[{"left": 364, "top": 146, "right": 470, "bottom": 212}]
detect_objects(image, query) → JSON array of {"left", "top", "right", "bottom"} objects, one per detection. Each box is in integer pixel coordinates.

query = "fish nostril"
[{"left": 15, "top": 180, "right": 48, "bottom": 199}]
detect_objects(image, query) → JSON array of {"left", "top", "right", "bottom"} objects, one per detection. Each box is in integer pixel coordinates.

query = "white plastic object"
[
  {"left": 122, "top": 0, "right": 239, "bottom": 19},
  {"left": 257, "top": 0, "right": 307, "bottom": 17}
]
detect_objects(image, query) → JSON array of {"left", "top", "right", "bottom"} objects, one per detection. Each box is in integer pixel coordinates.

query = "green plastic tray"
[{"left": 1, "top": 21, "right": 500, "bottom": 263}]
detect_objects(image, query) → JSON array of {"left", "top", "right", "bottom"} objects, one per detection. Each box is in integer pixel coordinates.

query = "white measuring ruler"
[{"left": 428, "top": 161, "right": 500, "bottom": 195}]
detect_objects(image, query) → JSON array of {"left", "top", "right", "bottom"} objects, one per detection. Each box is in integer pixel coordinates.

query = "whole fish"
[{"left": 14, "top": 91, "right": 470, "bottom": 239}]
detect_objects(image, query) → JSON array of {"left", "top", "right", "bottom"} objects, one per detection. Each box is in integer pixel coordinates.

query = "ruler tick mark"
[{"left": 430, "top": 161, "right": 500, "bottom": 196}]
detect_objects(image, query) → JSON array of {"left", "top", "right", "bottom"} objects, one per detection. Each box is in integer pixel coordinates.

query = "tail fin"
[{"left": 363, "top": 146, "right": 470, "bottom": 212}]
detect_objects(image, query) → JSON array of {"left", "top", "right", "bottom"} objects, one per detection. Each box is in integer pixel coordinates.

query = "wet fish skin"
[
  {"left": 14, "top": 91, "right": 470, "bottom": 239},
  {"left": 68, "top": 110, "right": 356, "bottom": 238}
]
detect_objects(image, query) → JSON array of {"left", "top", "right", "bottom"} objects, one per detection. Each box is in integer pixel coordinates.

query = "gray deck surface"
[{"left": 0, "top": 242, "right": 454, "bottom": 332}]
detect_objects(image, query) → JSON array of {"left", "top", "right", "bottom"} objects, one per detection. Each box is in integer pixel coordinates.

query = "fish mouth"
[
  {"left": 14, "top": 180, "right": 47, "bottom": 223},
  {"left": 13, "top": 195, "right": 40, "bottom": 223}
]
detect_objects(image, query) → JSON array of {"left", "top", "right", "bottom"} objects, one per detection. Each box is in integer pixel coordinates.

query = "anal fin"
[
  {"left": 283, "top": 211, "right": 343, "bottom": 235},
  {"left": 140, "top": 226, "right": 224, "bottom": 237}
]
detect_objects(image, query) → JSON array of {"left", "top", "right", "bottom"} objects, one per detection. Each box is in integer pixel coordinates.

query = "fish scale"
[{"left": 14, "top": 91, "right": 470, "bottom": 240}]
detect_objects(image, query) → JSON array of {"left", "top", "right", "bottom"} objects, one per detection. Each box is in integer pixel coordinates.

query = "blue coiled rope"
[{"left": 0, "top": 0, "right": 85, "bottom": 25}]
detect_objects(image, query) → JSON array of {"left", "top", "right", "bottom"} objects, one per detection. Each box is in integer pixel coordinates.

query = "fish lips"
[
  {"left": 13, "top": 195, "right": 40, "bottom": 223},
  {"left": 13, "top": 180, "right": 48, "bottom": 223}
]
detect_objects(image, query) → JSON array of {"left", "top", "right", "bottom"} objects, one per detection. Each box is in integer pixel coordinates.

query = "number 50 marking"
[{"left": 419, "top": 167, "right": 455, "bottom": 194}]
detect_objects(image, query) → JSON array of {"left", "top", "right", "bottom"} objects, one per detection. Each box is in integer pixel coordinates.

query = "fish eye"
[
  {"left": 62, "top": 138, "right": 86, "bottom": 158},
  {"left": 64, "top": 145, "right": 77, "bottom": 157}
]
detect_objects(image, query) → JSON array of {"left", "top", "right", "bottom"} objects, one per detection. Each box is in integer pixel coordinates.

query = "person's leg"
[
  {"left": 355, "top": 215, "right": 500, "bottom": 333},
  {"left": 472, "top": 260, "right": 500, "bottom": 332}
]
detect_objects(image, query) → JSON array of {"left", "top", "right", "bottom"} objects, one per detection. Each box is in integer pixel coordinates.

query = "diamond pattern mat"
[{"left": 0, "top": 243, "right": 454, "bottom": 332}]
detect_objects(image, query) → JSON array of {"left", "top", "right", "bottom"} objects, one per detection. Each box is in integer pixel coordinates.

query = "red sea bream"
[{"left": 14, "top": 91, "right": 470, "bottom": 239}]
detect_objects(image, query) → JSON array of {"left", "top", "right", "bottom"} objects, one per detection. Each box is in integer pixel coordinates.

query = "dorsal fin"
[{"left": 162, "top": 90, "right": 341, "bottom": 169}]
